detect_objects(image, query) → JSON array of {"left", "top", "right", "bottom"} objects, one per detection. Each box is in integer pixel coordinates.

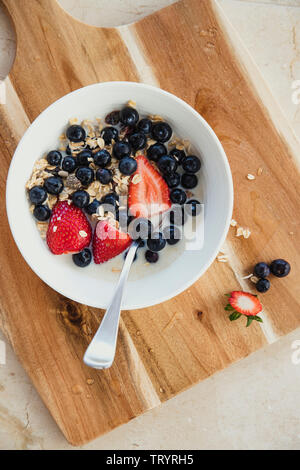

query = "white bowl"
[{"left": 6, "top": 82, "right": 233, "bottom": 310}]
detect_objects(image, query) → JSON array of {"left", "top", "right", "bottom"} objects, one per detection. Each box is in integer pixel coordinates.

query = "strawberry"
[
  {"left": 47, "top": 201, "right": 92, "bottom": 255},
  {"left": 93, "top": 220, "right": 132, "bottom": 264},
  {"left": 128, "top": 155, "right": 171, "bottom": 218},
  {"left": 225, "top": 291, "right": 263, "bottom": 327}
]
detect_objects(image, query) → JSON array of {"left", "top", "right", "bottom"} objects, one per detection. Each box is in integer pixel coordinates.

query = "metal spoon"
[{"left": 83, "top": 240, "right": 140, "bottom": 369}]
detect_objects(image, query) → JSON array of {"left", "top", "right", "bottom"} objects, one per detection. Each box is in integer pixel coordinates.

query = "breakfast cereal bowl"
[{"left": 6, "top": 82, "right": 233, "bottom": 310}]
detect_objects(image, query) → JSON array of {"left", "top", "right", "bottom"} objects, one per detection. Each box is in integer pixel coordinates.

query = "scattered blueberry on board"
[
  {"left": 26, "top": 102, "right": 203, "bottom": 268},
  {"left": 270, "top": 259, "right": 291, "bottom": 278},
  {"left": 254, "top": 262, "right": 270, "bottom": 279},
  {"left": 252, "top": 259, "right": 291, "bottom": 293}
]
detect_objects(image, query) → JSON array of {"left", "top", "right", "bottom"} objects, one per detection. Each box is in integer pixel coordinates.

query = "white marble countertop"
[{"left": 1, "top": 0, "right": 300, "bottom": 450}]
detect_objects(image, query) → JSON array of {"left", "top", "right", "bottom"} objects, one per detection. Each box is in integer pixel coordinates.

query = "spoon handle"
[{"left": 83, "top": 240, "right": 139, "bottom": 369}]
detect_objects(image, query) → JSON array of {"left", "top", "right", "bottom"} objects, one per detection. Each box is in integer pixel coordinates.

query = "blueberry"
[
  {"left": 254, "top": 262, "right": 270, "bottom": 279},
  {"left": 44, "top": 177, "right": 64, "bottom": 195},
  {"left": 164, "top": 172, "right": 180, "bottom": 188},
  {"left": 77, "top": 149, "right": 92, "bottom": 166},
  {"left": 169, "top": 148, "right": 185, "bottom": 164},
  {"left": 270, "top": 259, "right": 291, "bottom": 278},
  {"left": 120, "top": 106, "right": 139, "bottom": 127},
  {"left": 147, "top": 232, "right": 166, "bottom": 252},
  {"left": 62, "top": 156, "right": 76, "bottom": 173},
  {"left": 47, "top": 150, "right": 62, "bottom": 166},
  {"left": 147, "top": 143, "right": 167, "bottom": 162},
  {"left": 256, "top": 278, "right": 271, "bottom": 293},
  {"left": 158, "top": 155, "right": 178, "bottom": 174},
  {"left": 96, "top": 168, "right": 113, "bottom": 184},
  {"left": 66, "top": 145, "right": 72, "bottom": 155},
  {"left": 151, "top": 122, "right": 172, "bottom": 143},
  {"left": 163, "top": 225, "right": 181, "bottom": 245},
  {"left": 85, "top": 199, "right": 101, "bottom": 215},
  {"left": 128, "top": 218, "right": 153, "bottom": 240},
  {"left": 169, "top": 207, "right": 187, "bottom": 226},
  {"left": 182, "top": 155, "right": 201, "bottom": 173},
  {"left": 101, "top": 126, "right": 118, "bottom": 145},
  {"left": 29, "top": 186, "right": 47, "bottom": 205},
  {"left": 170, "top": 188, "right": 187, "bottom": 205},
  {"left": 75, "top": 167, "right": 94, "bottom": 186},
  {"left": 129, "top": 132, "right": 147, "bottom": 150},
  {"left": 137, "top": 118, "right": 152, "bottom": 135},
  {"left": 72, "top": 248, "right": 92, "bottom": 267},
  {"left": 66, "top": 125, "right": 86, "bottom": 143},
  {"left": 105, "top": 110, "right": 120, "bottom": 126},
  {"left": 113, "top": 140, "right": 132, "bottom": 160},
  {"left": 186, "top": 199, "right": 201, "bottom": 216},
  {"left": 181, "top": 173, "right": 198, "bottom": 189},
  {"left": 93, "top": 149, "right": 111, "bottom": 168},
  {"left": 145, "top": 250, "right": 159, "bottom": 263},
  {"left": 33, "top": 205, "right": 51, "bottom": 221},
  {"left": 72, "top": 190, "right": 90, "bottom": 208},
  {"left": 119, "top": 156, "right": 137, "bottom": 176},
  {"left": 102, "top": 192, "right": 119, "bottom": 208}
]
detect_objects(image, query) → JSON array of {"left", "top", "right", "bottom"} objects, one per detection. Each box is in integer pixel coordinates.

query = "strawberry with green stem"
[{"left": 225, "top": 291, "right": 263, "bottom": 327}]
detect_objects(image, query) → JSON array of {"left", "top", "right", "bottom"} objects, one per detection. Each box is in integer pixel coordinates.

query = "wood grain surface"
[{"left": 0, "top": 0, "right": 299, "bottom": 445}]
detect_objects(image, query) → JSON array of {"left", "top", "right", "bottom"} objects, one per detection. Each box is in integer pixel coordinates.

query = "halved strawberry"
[
  {"left": 225, "top": 291, "right": 263, "bottom": 327},
  {"left": 93, "top": 220, "right": 132, "bottom": 264},
  {"left": 47, "top": 201, "right": 92, "bottom": 255},
  {"left": 128, "top": 155, "right": 171, "bottom": 218}
]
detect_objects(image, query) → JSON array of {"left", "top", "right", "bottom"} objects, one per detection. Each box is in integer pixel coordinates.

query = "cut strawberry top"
[
  {"left": 128, "top": 155, "right": 171, "bottom": 218},
  {"left": 228, "top": 291, "right": 262, "bottom": 316}
]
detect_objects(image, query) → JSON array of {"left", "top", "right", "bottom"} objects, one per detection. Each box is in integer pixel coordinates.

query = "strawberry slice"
[
  {"left": 228, "top": 291, "right": 262, "bottom": 316},
  {"left": 93, "top": 220, "right": 132, "bottom": 264},
  {"left": 128, "top": 155, "right": 171, "bottom": 218},
  {"left": 47, "top": 201, "right": 92, "bottom": 255},
  {"left": 225, "top": 291, "right": 263, "bottom": 327}
]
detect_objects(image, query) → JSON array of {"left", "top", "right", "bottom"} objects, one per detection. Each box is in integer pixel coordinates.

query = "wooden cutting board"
[{"left": 0, "top": 0, "right": 299, "bottom": 446}]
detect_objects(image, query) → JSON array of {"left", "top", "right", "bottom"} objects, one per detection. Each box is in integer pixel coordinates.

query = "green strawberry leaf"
[
  {"left": 229, "top": 312, "right": 242, "bottom": 321},
  {"left": 246, "top": 316, "right": 254, "bottom": 327},
  {"left": 225, "top": 304, "right": 234, "bottom": 311},
  {"left": 253, "top": 316, "right": 263, "bottom": 323},
  {"left": 225, "top": 294, "right": 231, "bottom": 297}
]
